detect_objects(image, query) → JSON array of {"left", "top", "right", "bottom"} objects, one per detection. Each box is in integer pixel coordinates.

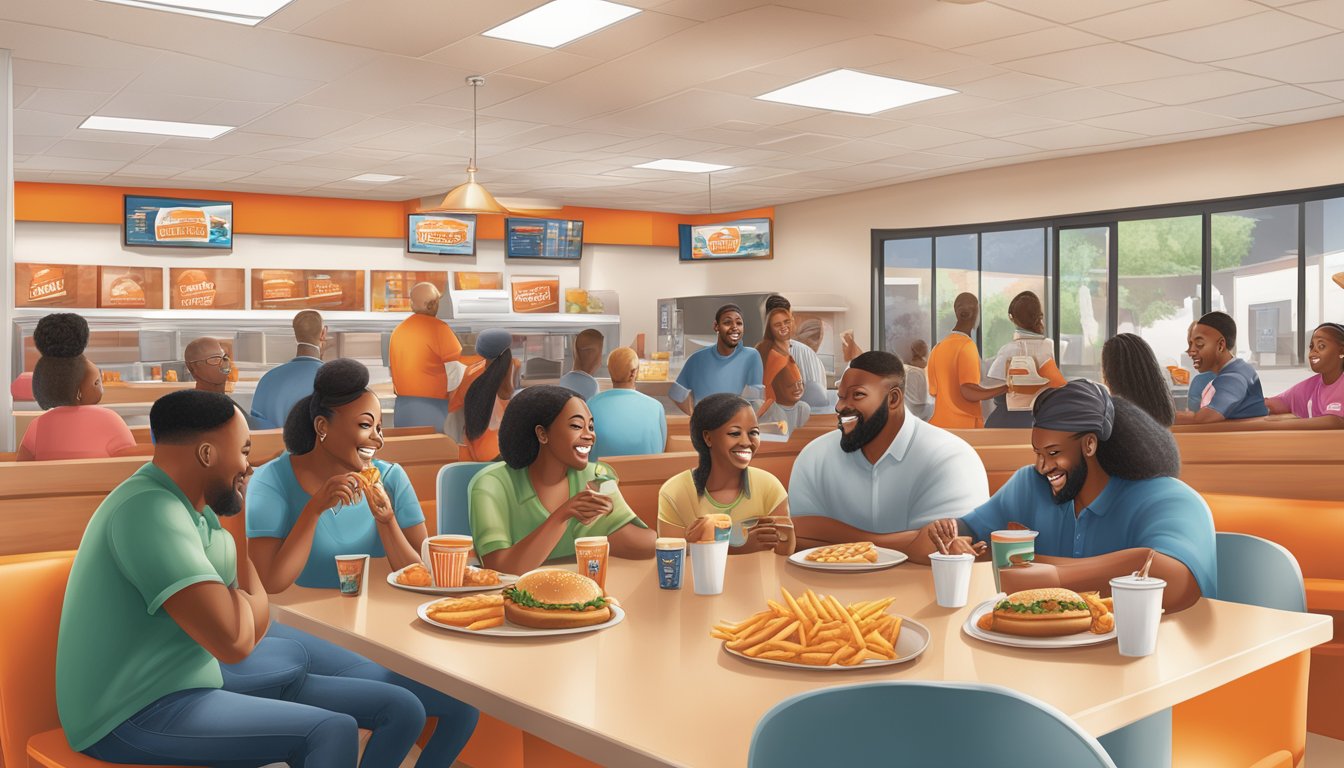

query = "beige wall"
[{"left": 773, "top": 116, "right": 1344, "bottom": 349}]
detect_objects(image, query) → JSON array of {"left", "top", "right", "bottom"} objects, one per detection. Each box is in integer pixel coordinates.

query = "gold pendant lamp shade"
[{"left": 426, "top": 76, "right": 510, "bottom": 215}]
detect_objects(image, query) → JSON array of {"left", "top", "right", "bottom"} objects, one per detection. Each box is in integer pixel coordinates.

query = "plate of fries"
[
  {"left": 388, "top": 563, "right": 518, "bottom": 595},
  {"left": 417, "top": 596, "right": 625, "bottom": 637},
  {"left": 962, "top": 593, "right": 1117, "bottom": 649},
  {"left": 789, "top": 542, "right": 907, "bottom": 572},
  {"left": 712, "top": 587, "right": 929, "bottom": 669}
]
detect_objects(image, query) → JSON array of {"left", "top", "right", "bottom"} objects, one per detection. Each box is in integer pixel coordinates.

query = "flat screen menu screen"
[
  {"left": 505, "top": 218, "right": 583, "bottom": 260},
  {"left": 407, "top": 213, "right": 476, "bottom": 255},
  {"left": 125, "top": 195, "right": 233, "bottom": 249}
]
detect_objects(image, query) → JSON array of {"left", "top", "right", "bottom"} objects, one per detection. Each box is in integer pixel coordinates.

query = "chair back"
[
  {"left": 0, "top": 552, "right": 75, "bottom": 768},
  {"left": 749, "top": 681, "right": 1117, "bottom": 768},
  {"left": 435, "top": 462, "right": 493, "bottom": 535},
  {"left": 1216, "top": 532, "right": 1306, "bottom": 612}
]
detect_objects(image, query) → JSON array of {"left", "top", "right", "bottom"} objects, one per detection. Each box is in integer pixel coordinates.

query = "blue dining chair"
[
  {"left": 434, "top": 461, "right": 492, "bottom": 536},
  {"left": 749, "top": 681, "right": 1117, "bottom": 768},
  {"left": 1215, "top": 531, "right": 1306, "bottom": 612}
]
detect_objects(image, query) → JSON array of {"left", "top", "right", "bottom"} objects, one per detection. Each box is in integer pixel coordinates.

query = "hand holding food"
[
  {"left": 712, "top": 587, "right": 903, "bottom": 666},
  {"left": 976, "top": 588, "right": 1113, "bottom": 637},
  {"left": 311, "top": 472, "right": 364, "bottom": 515},
  {"left": 805, "top": 541, "right": 878, "bottom": 564},
  {"left": 558, "top": 489, "right": 613, "bottom": 525},
  {"left": 426, "top": 594, "right": 505, "bottom": 631},
  {"left": 741, "top": 521, "right": 780, "bottom": 553}
]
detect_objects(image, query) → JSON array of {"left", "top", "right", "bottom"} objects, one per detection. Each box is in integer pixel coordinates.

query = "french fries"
[
  {"left": 426, "top": 594, "right": 504, "bottom": 630},
  {"left": 712, "top": 588, "right": 903, "bottom": 666},
  {"left": 804, "top": 542, "right": 879, "bottom": 564}
]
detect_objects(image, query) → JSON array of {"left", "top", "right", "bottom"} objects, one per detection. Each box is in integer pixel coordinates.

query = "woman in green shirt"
[
  {"left": 469, "top": 385, "right": 656, "bottom": 575},
  {"left": 657, "top": 393, "right": 791, "bottom": 553}
]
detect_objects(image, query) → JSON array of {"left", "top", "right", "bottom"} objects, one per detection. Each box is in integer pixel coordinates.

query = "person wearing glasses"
[{"left": 186, "top": 337, "right": 259, "bottom": 429}]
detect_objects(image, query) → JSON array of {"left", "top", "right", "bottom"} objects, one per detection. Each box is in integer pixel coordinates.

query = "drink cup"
[
  {"left": 335, "top": 554, "right": 369, "bottom": 597},
  {"left": 655, "top": 537, "right": 686, "bottom": 590},
  {"left": 990, "top": 530, "right": 1039, "bottom": 593},
  {"left": 421, "top": 534, "right": 473, "bottom": 588},
  {"left": 690, "top": 540, "right": 729, "bottom": 595},
  {"left": 1110, "top": 575, "right": 1166, "bottom": 657},
  {"left": 574, "top": 536, "right": 610, "bottom": 590},
  {"left": 929, "top": 553, "right": 974, "bottom": 608}
]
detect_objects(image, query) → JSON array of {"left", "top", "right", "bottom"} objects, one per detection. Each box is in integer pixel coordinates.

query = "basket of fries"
[{"left": 712, "top": 587, "right": 929, "bottom": 669}]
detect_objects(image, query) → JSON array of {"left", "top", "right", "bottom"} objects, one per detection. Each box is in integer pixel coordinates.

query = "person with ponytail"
[
  {"left": 246, "top": 358, "right": 480, "bottom": 766},
  {"left": 469, "top": 385, "right": 654, "bottom": 575},
  {"left": 447, "top": 328, "right": 517, "bottom": 460},
  {"left": 1102, "top": 333, "right": 1176, "bottom": 427},
  {"left": 656, "top": 393, "right": 791, "bottom": 554},
  {"left": 18, "top": 312, "right": 136, "bottom": 461}
]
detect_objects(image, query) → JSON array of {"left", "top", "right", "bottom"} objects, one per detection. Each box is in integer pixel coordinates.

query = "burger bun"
[
  {"left": 987, "top": 587, "right": 1094, "bottom": 638},
  {"left": 503, "top": 569, "right": 611, "bottom": 630}
]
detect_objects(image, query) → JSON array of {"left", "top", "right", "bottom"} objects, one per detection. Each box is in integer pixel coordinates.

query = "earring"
[{"left": 319, "top": 433, "right": 326, "bottom": 443}]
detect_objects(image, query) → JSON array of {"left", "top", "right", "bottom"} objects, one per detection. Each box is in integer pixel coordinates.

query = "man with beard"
[
  {"left": 669, "top": 303, "right": 764, "bottom": 416},
  {"left": 55, "top": 390, "right": 380, "bottom": 765},
  {"left": 923, "top": 380, "right": 1215, "bottom": 613},
  {"left": 787, "top": 351, "right": 988, "bottom": 555}
]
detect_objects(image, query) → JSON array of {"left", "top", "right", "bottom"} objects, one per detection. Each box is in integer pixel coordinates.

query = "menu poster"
[
  {"left": 510, "top": 275, "right": 560, "bottom": 313},
  {"left": 14, "top": 263, "right": 98, "bottom": 308},
  {"left": 679, "top": 217, "right": 773, "bottom": 261},
  {"left": 125, "top": 195, "right": 233, "bottom": 250},
  {"left": 408, "top": 213, "right": 476, "bottom": 256},
  {"left": 169, "top": 267, "right": 245, "bottom": 310},
  {"left": 371, "top": 271, "right": 447, "bottom": 312},
  {"left": 453, "top": 271, "right": 504, "bottom": 291},
  {"left": 98, "top": 266, "right": 164, "bottom": 309},
  {"left": 250, "top": 269, "right": 365, "bottom": 311}
]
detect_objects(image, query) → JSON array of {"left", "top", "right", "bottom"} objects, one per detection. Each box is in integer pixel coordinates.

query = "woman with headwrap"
[
  {"left": 18, "top": 313, "right": 136, "bottom": 461},
  {"left": 1174, "top": 311, "right": 1269, "bottom": 425},
  {"left": 448, "top": 328, "right": 518, "bottom": 461},
  {"left": 918, "top": 379, "right": 1214, "bottom": 614}
]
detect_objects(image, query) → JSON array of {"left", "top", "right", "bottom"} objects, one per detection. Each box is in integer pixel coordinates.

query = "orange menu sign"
[
  {"left": 707, "top": 227, "right": 742, "bottom": 255},
  {"left": 98, "top": 266, "right": 164, "bottom": 309},
  {"left": 453, "top": 271, "right": 504, "bottom": 291},
  {"left": 372, "top": 271, "right": 447, "bottom": 312},
  {"left": 169, "top": 267, "right": 245, "bottom": 310},
  {"left": 511, "top": 276, "right": 560, "bottom": 313},
  {"left": 13, "top": 263, "right": 98, "bottom": 308},
  {"left": 250, "top": 269, "right": 365, "bottom": 311}
]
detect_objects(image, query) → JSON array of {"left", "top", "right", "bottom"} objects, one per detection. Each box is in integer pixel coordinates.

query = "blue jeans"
[
  {"left": 83, "top": 634, "right": 425, "bottom": 767},
  {"left": 268, "top": 622, "right": 479, "bottom": 767},
  {"left": 393, "top": 396, "right": 449, "bottom": 433}
]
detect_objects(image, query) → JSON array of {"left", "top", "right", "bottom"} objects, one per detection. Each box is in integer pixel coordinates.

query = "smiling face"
[
  {"left": 204, "top": 409, "right": 254, "bottom": 517},
  {"left": 314, "top": 390, "right": 384, "bottom": 473},
  {"left": 704, "top": 404, "right": 759, "bottom": 473},
  {"left": 768, "top": 310, "right": 792, "bottom": 344},
  {"left": 835, "top": 367, "right": 901, "bottom": 453},
  {"left": 773, "top": 363, "right": 804, "bottom": 407},
  {"left": 715, "top": 310, "right": 744, "bottom": 349},
  {"left": 538, "top": 396, "right": 595, "bottom": 470},
  {"left": 1308, "top": 327, "right": 1344, "bottom": 375},
  {"left": 1187, "top": 323, "right": 1226, "bottom": 373},
  {"left": 1031, "top": 427, "right": 1096, "bottom": 504}
]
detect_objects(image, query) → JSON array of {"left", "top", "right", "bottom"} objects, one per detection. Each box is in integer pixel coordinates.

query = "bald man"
[
  {"left": 185, "top": 337, "right": 259, "bottom": 428},
  {"left": 558, "top": 328, "right": 604, "bottom": 400},
  {"left": 250, "top": 311, "right": 326, "bottom": 429},
  {"left": 388, "top": 282, "right": 463, "bottom": 432},
  {"left": 587, "top": 347, "right": 667, "bottom": 460},
  {"left": 926, "top": 293, "right": 1004, "bottom": 429}
]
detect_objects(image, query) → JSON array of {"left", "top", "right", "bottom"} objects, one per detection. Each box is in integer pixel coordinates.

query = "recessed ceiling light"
[
  {"left": 634, "top": 159, "right": 734, "bottom": 173},
  {"left": 483, "top": 0, "right": 640, "bottom": 48},
  {"left": 79, "top": 115, "right": 235, "bottom": 139},
  {"left": 348, "top": 173, "right": 405, "bottom": 183},
  {"left": 757, "top": 69, "right": 957, "bottom": 115},
  {"left": 96, "top": 0, "right": 295, "bottom": 26}
]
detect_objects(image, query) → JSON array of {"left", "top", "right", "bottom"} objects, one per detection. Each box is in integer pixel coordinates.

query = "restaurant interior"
[{"left": 2, "top": 1, "right": 1344, "bottom": 767}]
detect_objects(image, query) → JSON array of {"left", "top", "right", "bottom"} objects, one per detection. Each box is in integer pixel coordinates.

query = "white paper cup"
[
  {"left": 929, "top": 553, "right": 974, "bottom": 608},
  {"left": 689, "top": 540, "right": 729, "bottom": 595},
  {"left": 1110, "top": 575, "right": 1166, "bottom": 657}
]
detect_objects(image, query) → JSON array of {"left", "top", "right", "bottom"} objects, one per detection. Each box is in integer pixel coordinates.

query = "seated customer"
[
  {"left": 984, "top": 291, "right": 1066, "bottom": 429},
  {"left": 924, "top": 380, "right": 1215, "bottom": 614},
  {"left": 788, "top": 351, "right": 988, "bottom": 557},
  {"left": 449, "top": 328, "right": 517, "bottom": 461},
  {"left": 250, "top": 309, "right": 325, "bottom": 429},
  {"left": 1194, "top": 322, "right": 1344, "bottom": 432},
  {"left": 757, "top": 356, "right": 811, "bottom": 433},
  {"left": 557, "top": 328, "right": 603, "bottom": 401},
  {"left": 658, "top": 393, "right": 791, "bottom": 554},
  {"left": 19, "top": 313, "right": 135, "bottom": 461},
  {"left": 247, "top": 358, "right": 479, "bottom": 766},
  {"left": 469, "top": 385, "right": 655, "bottom": 575},
  {"left": 1174, "top": 311, "right": 1268, "bottom": 425},
  {"left": 1101, "top": 333, "right": 1175, "bottom": 426},
  {"left": 1183, "top": 321, "right": 1215, "bottom": 413},
  {"left": 588, "top": 346, "right": 666, "bottom": 460}
]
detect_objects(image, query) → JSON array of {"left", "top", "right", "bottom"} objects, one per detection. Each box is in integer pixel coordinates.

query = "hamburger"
[
  {"left": 502, "top": 569, "right": 611, "bottom": 630},
  {"left": 978, "top": 588, "right": 1093, "bottom": 638}
]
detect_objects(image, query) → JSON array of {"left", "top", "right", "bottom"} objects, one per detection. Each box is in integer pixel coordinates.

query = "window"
[
  {"left": 1118, "top": 216, "right": 1202, "bottom": 369},
  {"left": 981, "top": 228, "right": 1047, "bottom": 358},
  {"left": 881, "top": 238, "right": 932, "bottom": 361},
  {"left": 1058, "top": 227, "right": 1109, "bottom": 379},
  {"left": 1306, "top": 196, "right": 1344, "bottom": 343},
  {"left": 935, "top": 234, "right": 977, "bottom": 341}
]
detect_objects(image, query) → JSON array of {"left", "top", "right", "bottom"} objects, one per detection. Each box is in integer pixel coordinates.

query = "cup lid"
[
  {"left": 929, "top": 552, "right": 974, "bottom": 561},
  {"left": 991, "top": 529, "right": 1039, "bottom": 540},
  {"left": 334, "top": 553, "right": 369, "bottom": 560},
  {"left": 656, "top": 537, "right": 686, "bottom": 548},
  {"left": 1110, "top": 574, "right": 1167, "bottom": 589},
  {"left": 705, "top": 513, "right": 733, "bottom": 528},
  {"left": 574, "top": 536, "right": 609, "bottom": 545}
]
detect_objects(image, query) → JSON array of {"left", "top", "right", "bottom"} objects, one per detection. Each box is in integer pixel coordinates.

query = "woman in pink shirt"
[
  {"left": 1264, "top": 322, "right": 1344, "bottom": 429},
  {"left": 17, "top": 313, "right": 136, "bottom": 461}
]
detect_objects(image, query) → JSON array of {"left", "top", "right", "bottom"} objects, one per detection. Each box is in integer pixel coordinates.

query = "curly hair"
[
  {"left": 151, "top": 390, "right": 239, "bottom": 445},
  {"left": 1096, "top": 396, "right": 1181, "bottom": 480},
  {"left": 283, "top": 358, "right": 371, "bottom": 455},
  {"left": 689, "top": 393, "right": 753, "bottom": 496},
  {"left": 497, "top": 385, "right": 581, "bottom": 469},
  {"left": 1102, "top": 333, "right": 1175, "bottom": 427},
  {"left": 32, "top": 313, "right": 91, "bottom": 409}
]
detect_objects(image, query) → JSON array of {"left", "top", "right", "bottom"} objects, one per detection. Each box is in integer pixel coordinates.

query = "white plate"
[
  {"left": 417, "top": 599, "right": 624, "bottom": 637},
  {"left": 788, "top": 545, "right": 908, "bottom": 572},
  {"left": 962, "top": 598, "right": 1115, "bottom": 649},
  {"left": 388, "top": 567, "right": 518, "bottom": 595},
  {"left": 723, "top": 616, "right": 929, "bottom": 669}
]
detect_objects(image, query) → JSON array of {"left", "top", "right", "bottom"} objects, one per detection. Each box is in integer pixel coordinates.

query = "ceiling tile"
[
  {"left": 1004, "top": 43, "right": 1209, "bottom": 86},
  {"left": 1009, "top": 87, "right": 1161, "bottom": 121},
  {"left": 17, "top": 155, "right": 125, "bottom": 173},
  {"left": 751, "top": 34, "right": 937, "bottom": 78},
  {"left": 757, "top": 133, "right": 852, "bottom": 154},
  {"left": 1281, "top": 0, "right": 1344, "bottom": 30},
  {"left": 122, "top": 53, "right": 322, "bottom": 104},
  {"left": 13, "top": 57, "right": 139, "bottom": 92},
  {"left": 1084, "top": 107, "right": 1248, "bottom": 135},
  {"left": 1074, "top": 0, "right": 1265, "bottom": 40},
  {"left": 870, "top": 124, "right": 983, "bottom": 150},
  {"left": 927, "top": 137, "right": 1041, "bottom": 160},
  {"left": 161, "top": 132, "right": 304, "bottom": 155},
  {"left": 1187, "top": 85, "right": 1337, "bottom": 118},
  {"left": 1304, "top": 80, "right": 1344, "bottom": 100},
  {"left": 293, "top": 0, "right": 531, "bottom": 57},
  {"left": 839, "top": 2, "right": 1053, "bottom": 49},
  {"left": 777, "top": 113, "right": 897, "bottom": 139},
  {"left": 954, "top": 27, "right": 1110, "bottom": 64},
  {"left": 1216, "top": 34, "right": 1344, "bottom": 82},
  {"left": 172, "top": 169, "right": 255, "bottom": 183},
  {"left": 1132, "top": 11, "right": 1336, "bottom": 62},
  {"left": 298, "top": 56, "right": 467, "bottom": 113},
  {"left": 424, "top": 35, "right": 544, "bottom": 73},
  {"left": 204, "top": 156, "right": 275, "bottom": 173},
  {"left": 882, "top": 151, "right": 979, "bottom": 170},
  {"left": 14, "top": 109, "right": 83, "bottom": 137},
  {"left": 243, "top": 104, "right": 370, "bottom": 140},
  {"left": 922, "top": 108, "right": 1065, "bottom": 139},
  {"left": 989, "top": 0, "right": 1169, "bottom": 25},
  {"left": 1251, "top": 103, "right": 1344, "bottom": 126},
  {"left": 14, "top": 136, "right": 57, "bottom": 154},
  {"left": 499, "top": 51, "right": 603, "bottom": 84},
  {"left": 1001, "top": 124, "right": 1146, "bottom": 150},
  {"left": 1103, "top": 70, "right": 1279, "bottom": 105},
  {"left": 17, "top": 88, "right": 109, "bottom": 116},
  {"left": 557, "top": 10, "right": 699, "bottom": 60},
  {"left": 116, "top": 163, "right": 185, "bottom": 178},
  {"left": 952, "top": 71, "right": 1074, "bottom": 100},
  {"left": 46, "top": 139, "right": 148, "bottom": 161},
  {"left": 135, "top": 148, "right": 230, "bottom": 168},
  {"left": 804, "top": 140, "right": 906, "bottom": 164}
]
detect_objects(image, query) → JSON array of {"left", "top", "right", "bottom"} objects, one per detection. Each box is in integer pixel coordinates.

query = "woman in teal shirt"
[{"left": 246, "top": 358, "right": 478, "bottom": 766}]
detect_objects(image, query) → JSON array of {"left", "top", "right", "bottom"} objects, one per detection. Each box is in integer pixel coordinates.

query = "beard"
[
  {"left": 207, "top": 482, "right": 244, "bottom": 518},
  {"left": 839, "top": 405, "right": 888, "bottom": 453},
  {"left": 1051, "top": 460, "right": 1089, "bottom": 504}
]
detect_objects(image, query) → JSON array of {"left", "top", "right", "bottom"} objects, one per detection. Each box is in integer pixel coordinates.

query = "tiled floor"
[{"left": 1306, "top": 733, "right": 1344, "bottom": 766}]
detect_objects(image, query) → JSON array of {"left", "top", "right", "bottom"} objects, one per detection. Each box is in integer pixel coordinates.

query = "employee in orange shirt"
[
  {"left": 388, "top": 282, "right": 462, "bottom": 432},
  {"left": 926, "top": 293, "right": 1005, "bottom": 429}
]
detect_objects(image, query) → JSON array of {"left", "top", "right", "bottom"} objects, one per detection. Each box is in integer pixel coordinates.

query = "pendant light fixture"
[{"left": 426, "top": 76, "right": 510, "bottom": 215}]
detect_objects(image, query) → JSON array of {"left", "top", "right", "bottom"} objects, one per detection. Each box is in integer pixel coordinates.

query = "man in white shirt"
[
  {"left": 788, "top": 351, "right": 989, "bottom": 556},
  {"left": 984, "top": 291, "right": 1065, "bottom": 428}
]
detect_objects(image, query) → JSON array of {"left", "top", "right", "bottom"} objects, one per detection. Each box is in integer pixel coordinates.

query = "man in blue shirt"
[
  {"left": 558, "top": 328, "right": 603, "bottom": 401},
  {"left": 1175, "top": 311, "right": 1268, "bottom": 425},
  {"left": 669, "top": 303, "right": 764, "bottom": 415},
  {"left": 589, "top": 346, "right": 666, "bottom": 460},
  {"left": 250, "top": 310, "right": 325, "bottom": 429},
  {"left": 923, "top": 380, "right": 1215, "bottom": 613}
]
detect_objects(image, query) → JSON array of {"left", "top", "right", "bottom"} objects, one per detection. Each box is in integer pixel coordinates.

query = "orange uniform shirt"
[
  {"left": 926, "top": 332, "right": 984, "bottom": 429},
  {"left": 389, "top": 313, "right": 463, "bottom": 400}
]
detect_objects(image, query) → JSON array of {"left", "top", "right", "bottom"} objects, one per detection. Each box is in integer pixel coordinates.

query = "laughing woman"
[
  {"left": 246, "top": 358, "right": 479, "bottom": 766},
  {"left": 469, "top": 385, "right": 655, "bottom": 576},
  {"left": 657, "top": 393, "right": 792, "bottom": 554}
]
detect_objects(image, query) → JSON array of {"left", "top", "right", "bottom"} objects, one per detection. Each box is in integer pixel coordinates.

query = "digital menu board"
[
  {"left": 98, "top": 266, "right": 164, "bottom": 309},
  {"left": 169, "top": 268, "right": 245, "bottom": 310},
  {"left": 679, "top": 218, "right": 772, "bottom": 261},
  {"left": 408, "top": 214, "right": 476, "bottom": 255},
  {"left": 250, "top": 270, "right": 365, "bottom": 311},
  {"left": 505, "top": 218, "right": 583, "bottom": 260},
  {"left": 125, "top": 195, "right": 233, "bottom": 249}
]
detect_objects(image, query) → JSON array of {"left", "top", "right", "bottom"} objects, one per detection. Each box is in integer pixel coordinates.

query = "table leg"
[{"left": 1098, "top": 708, "right": 1172, "bottom": 768}]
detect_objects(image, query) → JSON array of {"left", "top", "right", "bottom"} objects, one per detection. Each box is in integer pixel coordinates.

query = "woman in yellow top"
[{"left": 657, "top": 393, "right": 793, "bottom": 553}]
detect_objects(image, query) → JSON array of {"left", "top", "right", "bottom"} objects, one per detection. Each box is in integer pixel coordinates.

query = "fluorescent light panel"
[
  {"left": 79, "top": 115, "right": 235, "bottom": 139},
  {"left": 483, "top": 0, "right": 640, "bottom": 48},
  {"left": 96, "top": 0, "right": 294, "bottom": 26},
  {"left": 757, "top": 69, "right": 957, "bottom": 115},
  {"left": 634, "top": 159, "right": 733, "bottom": 173},
  {"left": 348, "top": 173, "right": 404, "bottom": 183}
]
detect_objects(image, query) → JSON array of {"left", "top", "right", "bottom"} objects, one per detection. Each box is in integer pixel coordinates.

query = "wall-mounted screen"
[
  {"left": 505, "top": 218, "right": 583, "bottom": 260},
  {"left": 250, "top": 270, "right": 365, "bottom": 311},
  {"left": 679, "top": 218, "right": 772, "bottom": 261},
  {"left": 125, "top": 195, "right": 233, "bottom": 249},
  {"left": 408, "top": 213, "right": 476, "bottom": 255}
]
